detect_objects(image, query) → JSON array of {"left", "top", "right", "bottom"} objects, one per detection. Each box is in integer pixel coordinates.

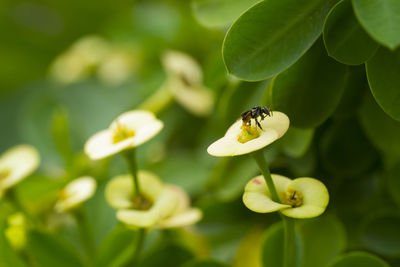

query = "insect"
[{"left": 241, "top": 106, "right": 273, "bottom": 130}]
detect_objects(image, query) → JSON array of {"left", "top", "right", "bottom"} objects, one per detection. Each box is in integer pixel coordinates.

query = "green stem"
[
  {"left": 122, "top": 148, "right": 140, "bottom": 196},
  {"left": 73, "top": 207, "right": 95, "bottom": 264},
  {"left": 138, "top": 84, "right": 174, "bottom": 115},
  {"left": 251, "top": 150, "right": 280, "bottom": 202},
  {"left": 281, "top": 215, "right": 295, "bottom": 267},
  {"left": 130, "top": 228, "right": 146, "bottom": 266}
]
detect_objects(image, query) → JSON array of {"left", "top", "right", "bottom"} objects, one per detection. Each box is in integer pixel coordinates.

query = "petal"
[
  {"left": 55, "top": 176, "right": 97, "bottom": 212},
  {"left": 116, "top": 188, "right": 178, "bottom": 228},
  {"left": 243, "top": 175, "right": 292, "bottom": 213},
  {"left": 105, "top": 171, "right": 164, "bottom": 209},
  {"left": 84, "top": 129, "right": 135, "bottom": 160},
  {"left": 281, "top": 178, "right": 329, "bottom": 218},
  {"left": 162, "top": 50, "right": 203, "bottom": 84},
  {"left": 0, "top": 145, "right": 40, "bottom": 190},
  {"left": 165, "top": 185, "right": 190, "bottom": 214},
  {"left": 207, "top": 112, "right": 289, "bottom": 157},
  {"left": 168, "top": 77, "right": 214, "bottom": 117},
  {"left": 158, "top": 208, "right": 202, "bottom": 228}
]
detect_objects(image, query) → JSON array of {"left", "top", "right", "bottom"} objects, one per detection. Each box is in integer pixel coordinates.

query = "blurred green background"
[{"left": 1, "top": 0, "right": 400, "bottom": 266}]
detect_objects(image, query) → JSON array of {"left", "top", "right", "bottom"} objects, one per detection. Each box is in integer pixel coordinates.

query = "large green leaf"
[
  {"left": 366, "top": 47, "right": 400, "bottom": 121},
  {"left": 299, "top": 216, "right": 346, "bottom": 267},
  {"left": 387, "top": 163, "right": 400, "bottom": 207},
  {"left": 191, "top": 0, "right": 259, "bottom": 28},
  {"left": 139, "top": 244, "right": 194, "bottom": 267},
  {"left": 261, "top": 222, "right": 302, "bottom": 267},
  {"left": 352, "top": 0, "right": 400, "bottom": 49},
  {"left": 26, "top": 230, "right": 85, "bottom": 267},
  {"left": 359, "top": 93, "right": 400, "bottom": 157},
  {"left": 361, "top": 214, "right": 400, "bottom": 257},
  {"left": 328, "top": 251, "right": 389, "bottom": 267},
  {"left": 223, "top": 0, "right": 337, "bottom": 81},
  {"left": 265, "top": 40, "right": 347, "bottom": 128},
  {"left": 323, "top": 0, "right": 378, "bottom": 65}
]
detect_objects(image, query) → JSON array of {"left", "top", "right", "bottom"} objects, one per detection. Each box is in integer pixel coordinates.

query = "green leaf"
[
  {"left": 387, "top": 163, "right": 400, "bottom": 207},
  {"left": 26, "top": 230, "right": 85, "bottom": 267},
  {"left": 223, "top": 0, "right": 337, "bottom": 81},
  {"left": 328, "top": 251, "right": 390, "bottom": 267},
  {"left": 361, "top": 213, "right": 400, "bottom": 257},
  {"left": 366, "top": 47, "right": 400, "bottom": 121},
  {"left": 266, "top": 40, "right": 347, "bottom": 128},
  {"left": 323, "top": 0, "right": 378, "bottom": 65},
  {"left": 261, "top": 222, "right": 302, "bottom": 267},
  {"left": 191, "top": 0, "right": 259, "bottom": 28},
  {"left": 299, "top": 216, "right": 346, "bottom": 267},
  {"left": 279, "top": 127, "right": 314, "bottom": 158},
  {"left": 95, "top": 226, "right": 136, "bottom": 267},
  {"left": 352, "top": 0, "right": 400, "bottom": 49},
  {"left": 183, "top": 259, "right": 230, "bottom": 267},
  {"left": 359, "top": 93, "right": 400, "bottom": 157},
  {"left": 320, "top": 119, "right": 378, "bottom": 177}
]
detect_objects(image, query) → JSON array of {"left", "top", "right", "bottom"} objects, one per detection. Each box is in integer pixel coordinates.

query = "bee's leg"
[{"left": 255, "top": 118, "right": 263, "bottom": 130}]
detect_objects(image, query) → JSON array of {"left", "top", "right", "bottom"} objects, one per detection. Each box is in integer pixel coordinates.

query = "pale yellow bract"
[
  {"left": 243, "top": 174, "right": 329, "bottom": 219},
  {"left": 207, "top": 111, "right": 290, "bottom": 157},
  {"left": 106, "top": 171, "right": 202, "bottom": 229},
  {"left": 161, "top": 50, "right": 214, "bottom": 117},
  {"left": 0, "top": 145, "right": 40, "bottom": 196},
  {"left": 84, "top": 110, "right": 163, "bottom": 160},
  {"left": 55, "top": 176, "right": 97, "bottom": 212}
]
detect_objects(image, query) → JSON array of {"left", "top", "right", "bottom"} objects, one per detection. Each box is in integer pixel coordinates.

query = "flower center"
[
  {"left": 59, "top": 190, "right": 72, "bottom": 200},
  {"left": 0, "top": 169, "right": 11, "bottom": 181},
  {"left": 131, "top": 194, "right": 153, "bottom": 211},
  {"left": 237, "top": 125, "right": 260, "bottom": 143},
  {"left": 282, "top": 189, "right": 303, "bottom": 207},
  {"left": 112, "top": 121, "right": 135, "bottom": 144}
]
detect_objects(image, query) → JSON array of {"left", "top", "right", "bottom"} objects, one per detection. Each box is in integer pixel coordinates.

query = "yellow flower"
[
  {"left": 55, "top": 176, "right": 97, "bottom": 212},
  {"left": 161, "top": 50, "right": 214, "bottom": 117},
  {"left": 105, "top": 171, "right": 202, "bottom": 228},
  {"left": 207, "top": 112, "right": 289, "bottom": 157},
  {"left": 0, "top": 145, "right": 40, "bottom": 196},
  {"left": 84, "top": 110, "right": 163, "bottom": 160},
  {"left": 243, "top": 174, "right": 329, "bottom": 218}
]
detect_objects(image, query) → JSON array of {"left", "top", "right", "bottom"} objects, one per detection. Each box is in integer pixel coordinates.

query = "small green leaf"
[
  {"left": 328, "top": 251, "right": 390, "bottom": 267},
  {"left": 261, "top": 222, "right": 302, "bottom": 267},
  {"left": 266, "top": 40, "right": 347, "bottom": 128},
  {"left": 223, "top": 0, "right": 337, "bottom": 81},
  {"left": 366, "top": 47, "right": 400, "bottom": 121},
  {"left": 299, "top": 216, "right": 346, "bottom": 267},
  {"left": 323, "top": 0, "right": 378, "bottom": 65},
  {"left": 361, "top": 213, "right": 400, "bottom": 257},
  {"left": 352, "top": 0, "right": 400, "bottom": 49},
  {"left": 26, "top": 230, "right": 85, "bottom": 267},
  {"left": 359, "top": 93, "right": 400, "bottom": 157},
  {"left": 191, "top": 0, "right": 259, "bottom": 28},
  {"left": 95, "top": 226, "right": 136, "bottom": 267}
]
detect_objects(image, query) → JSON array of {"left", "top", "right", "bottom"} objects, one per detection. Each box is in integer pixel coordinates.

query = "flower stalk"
[
  {"left": 122, "top": 148, "right": 140, "bottom": 197},
  {"left": 251, "top": 150, "right": 279, "bottom": 202},
  {"left": 131, "top": 228, "right": 146, "bottom": 266}
]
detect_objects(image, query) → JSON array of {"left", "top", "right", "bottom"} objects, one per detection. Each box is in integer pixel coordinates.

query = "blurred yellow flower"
[
  {"left": 106, "top": 171, "right": 202, "bottom": 228},
  {"left": 55, "top": 176, "right": 97, "bottom": 212},
  {"left": 84, "top": 110, "right": 163, "bottom": 160},
  {"left": 243, "top": 174, "right": 329, "bottom": 219},
  {"left": 4, "top": 212, "right": 27, "bottom": 251},
  {"left": 161, "top": 50, "right": 214, "bottom": 117},
  {"left": 207, "top": 111, "right": 289, "bottom": 157},
  {"left": 0, "top": 145, "right": 40, "bottom": 196}
]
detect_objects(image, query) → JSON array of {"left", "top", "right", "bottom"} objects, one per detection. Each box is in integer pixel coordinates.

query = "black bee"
[{"left": 241, "top": 106, "right": 273, "bottom": 130}]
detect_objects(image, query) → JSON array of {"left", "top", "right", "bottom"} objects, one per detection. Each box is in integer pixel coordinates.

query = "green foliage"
[
  {"left": 328, "top": 251, "right": 390, "bottom": 267},
  {"left": 366, "top": 47, "right": 400, "bottom": 121},
  {"left": 352, "top": 0, "right": 400, "bottom": 49},
  {"left": 323, "top": 0, "right": 378, "bottom": 65},
  {"left": 183, "top": 259, "right": 230, "bottom": 267},
  {"left": 265, "top": 40, "right": 347, "bottom": 128},
  {"left": 223, "top": 0, "right": 337, "bottom": 81}
]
